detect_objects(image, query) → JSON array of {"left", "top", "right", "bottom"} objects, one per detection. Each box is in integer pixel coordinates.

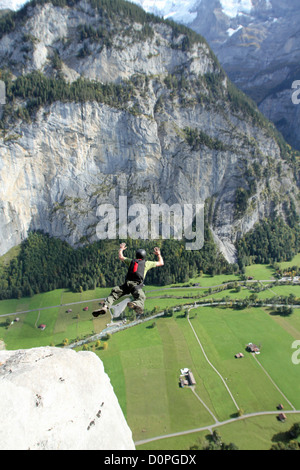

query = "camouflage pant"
[{"left": 104, "top": 280, "right": 146, "bottom": 311}]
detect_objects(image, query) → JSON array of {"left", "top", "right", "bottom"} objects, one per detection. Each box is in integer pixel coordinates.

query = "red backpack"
[{"left": 126, "top": 259, "right": 145, "bottom": 284}]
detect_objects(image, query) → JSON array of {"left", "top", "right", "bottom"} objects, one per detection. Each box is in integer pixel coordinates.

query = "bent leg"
[
  {"left": 105, "top": 284, "right": 127, "bottom": 308},
  {"left": 130, "top": 287, "right": 146, "bottom": 312}
]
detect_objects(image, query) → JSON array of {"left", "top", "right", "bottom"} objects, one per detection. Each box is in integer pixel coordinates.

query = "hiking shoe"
[
  {"left": 127, "top": 302, "right": 143, "bottom": 316},
  {"left": 92, "top": 305, "right": 108, "bottom": 317}
]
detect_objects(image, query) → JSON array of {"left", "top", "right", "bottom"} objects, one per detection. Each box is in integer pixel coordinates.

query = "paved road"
[{"left": 135, "top": 410, "right": 300, "bottom": 446}]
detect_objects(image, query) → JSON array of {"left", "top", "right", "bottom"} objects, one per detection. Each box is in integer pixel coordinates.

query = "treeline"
[
  {"left": 237, "top": 216, "right": 300, "bottom": 267},
  {"left": 1, "top": 214, "right": 298, "bottom": 300},
  {"left": 184, "top": 126, "right": 229, "bottom": 152},
  {"left": 1, "top": 70, "right": 134, "bottom": 122},
  {"left": 271, "top": 422, "right": 300, "bottom": 450},
  {"left": 0, "top": 229, "right": 230, "bottom": 300}
]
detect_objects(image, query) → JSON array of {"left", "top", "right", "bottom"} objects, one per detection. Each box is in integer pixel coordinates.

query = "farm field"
[
  {"left": 95, "top": 305, "right": 300, "bottom": 449},
  {"left": 0, "top": 287, "right": 112, "bottom": 349},
  {"left": 0, "top": 257, "right": 299, "bottom": 450}
]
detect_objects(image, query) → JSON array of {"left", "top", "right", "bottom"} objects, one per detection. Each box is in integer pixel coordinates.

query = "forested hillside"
[
  {"left": 1, "top": 211, "right": 299, "bottom": 300},
  {"left": 0, "top": 226, "right": 229, "bottom": 299}
]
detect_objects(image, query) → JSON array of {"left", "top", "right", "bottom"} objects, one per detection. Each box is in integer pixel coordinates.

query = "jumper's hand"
[
  {"left": 119, "top": 243, "right": 127, "bottom": 261},
  {"left": 154, "top": 247, "right": 164, "bottom": 267}
]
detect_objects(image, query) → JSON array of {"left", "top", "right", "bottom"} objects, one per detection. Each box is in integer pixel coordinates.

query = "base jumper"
[{"left": 92, "top": 243, "right": 164, "bottom": 317}]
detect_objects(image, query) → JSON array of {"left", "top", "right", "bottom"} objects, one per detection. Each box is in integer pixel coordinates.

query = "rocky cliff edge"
[{"left": 0, "top": 346, "right": 135, "bottom": 450}]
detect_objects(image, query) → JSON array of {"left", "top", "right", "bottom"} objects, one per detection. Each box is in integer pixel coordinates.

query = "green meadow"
[
  {"left": 0, "top": 287, "right": 112, "bottom": 349},
  {"left": 0, "top": 257, "right": 299, "bottom": 450},
  {"left": 95, "top": 305, "right": 300, "bottom": 449}
]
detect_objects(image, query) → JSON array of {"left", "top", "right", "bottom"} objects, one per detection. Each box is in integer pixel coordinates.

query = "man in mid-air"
[{"left": 92, "top": 243, "right": 164, "bottom": 317}]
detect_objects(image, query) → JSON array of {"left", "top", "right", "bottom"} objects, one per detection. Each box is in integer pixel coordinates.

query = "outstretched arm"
[
  {"left": 119, "top": 242, "right": 127, "bottom": 261},
  {"left": 154, "top": 247, "right": 164, "bottom": 267}
]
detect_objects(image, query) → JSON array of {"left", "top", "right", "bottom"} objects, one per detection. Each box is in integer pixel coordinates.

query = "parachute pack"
[{"left": 126, "top": 259, "right": 145, "bottom": 284}]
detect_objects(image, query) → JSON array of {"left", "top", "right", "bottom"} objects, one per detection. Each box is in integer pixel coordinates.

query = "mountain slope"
[
  {"left": 131, "top": 0, "right": 300, "bottom": 151},
  {"left": 0, "top": 0, "right": 298, "bottom": 263},
  {"left": 191, "top": 0, "right": 300, "bottom": 151}
]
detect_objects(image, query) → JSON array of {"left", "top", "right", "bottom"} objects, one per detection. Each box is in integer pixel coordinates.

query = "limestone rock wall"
[{"left": 0, "top": 347, "right": 135, "bottom": 450}]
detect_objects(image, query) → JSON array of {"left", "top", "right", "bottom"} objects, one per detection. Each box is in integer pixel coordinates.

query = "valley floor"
[{"left": 0, "top": 258, "right": 299, "bottom": 450}]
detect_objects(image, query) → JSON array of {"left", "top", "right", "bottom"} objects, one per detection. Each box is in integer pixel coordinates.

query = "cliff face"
[
  {"left": 0, "top": 0, "right": 298, "bottom": 262},
  {"left": 0, "top": 346, "right": 135, "bottom": 450}
]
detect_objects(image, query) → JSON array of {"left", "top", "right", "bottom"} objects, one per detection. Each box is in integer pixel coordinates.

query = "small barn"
[
  {"left": 83, "top": 307, "right": 89, "bottom": 311},
  {"left": 38, "top": 324, "right": 46, "bottom": 330},
  {"left": 277, "top": 413, "right": 287, "bottom": 422},
  {"left": 235, "top": 353, "right": 244, "bottom": 359}
]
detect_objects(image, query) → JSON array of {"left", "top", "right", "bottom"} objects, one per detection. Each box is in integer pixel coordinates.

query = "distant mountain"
[
  {"left": 129, "top": 0, "right": 198, "bottom": 24},
  {"left": 131, "top": 0, "right": 300, "bottom": 151},
  {"left": 130, "top": 0, "right": 255, "bottom": 23}
]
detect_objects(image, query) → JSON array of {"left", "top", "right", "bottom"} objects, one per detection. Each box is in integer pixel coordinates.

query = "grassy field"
[
  {"left": 0, "top": 287, "right": 112, "bottom": 349},
  {"left": 0, "top": 256, "right": 299, "bottom": 450},
  {"left": 94, "top": 304, "right": 300, "bottom": 449}
]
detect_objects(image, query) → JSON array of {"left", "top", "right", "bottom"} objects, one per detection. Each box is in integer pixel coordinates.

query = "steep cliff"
[
  {"left": 0, "top": 346, "right": 135, "bottom": 450},
  {"left": 0, "top": 0, "right": 298, "bottom": 262}
]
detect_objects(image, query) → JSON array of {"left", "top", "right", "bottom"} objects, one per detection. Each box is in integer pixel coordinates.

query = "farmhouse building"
[
  {"left": 246, "top": 343, "right": 260, "bottom": 353},
  {"left": 187, "top": 370, "right": 196, "bottom": 386},
  {"left": 179, "top": 378, "right": 189, "bottom": 387},
  {"left": 179, "top": 368, "right": 196, "bottom": 387}
]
